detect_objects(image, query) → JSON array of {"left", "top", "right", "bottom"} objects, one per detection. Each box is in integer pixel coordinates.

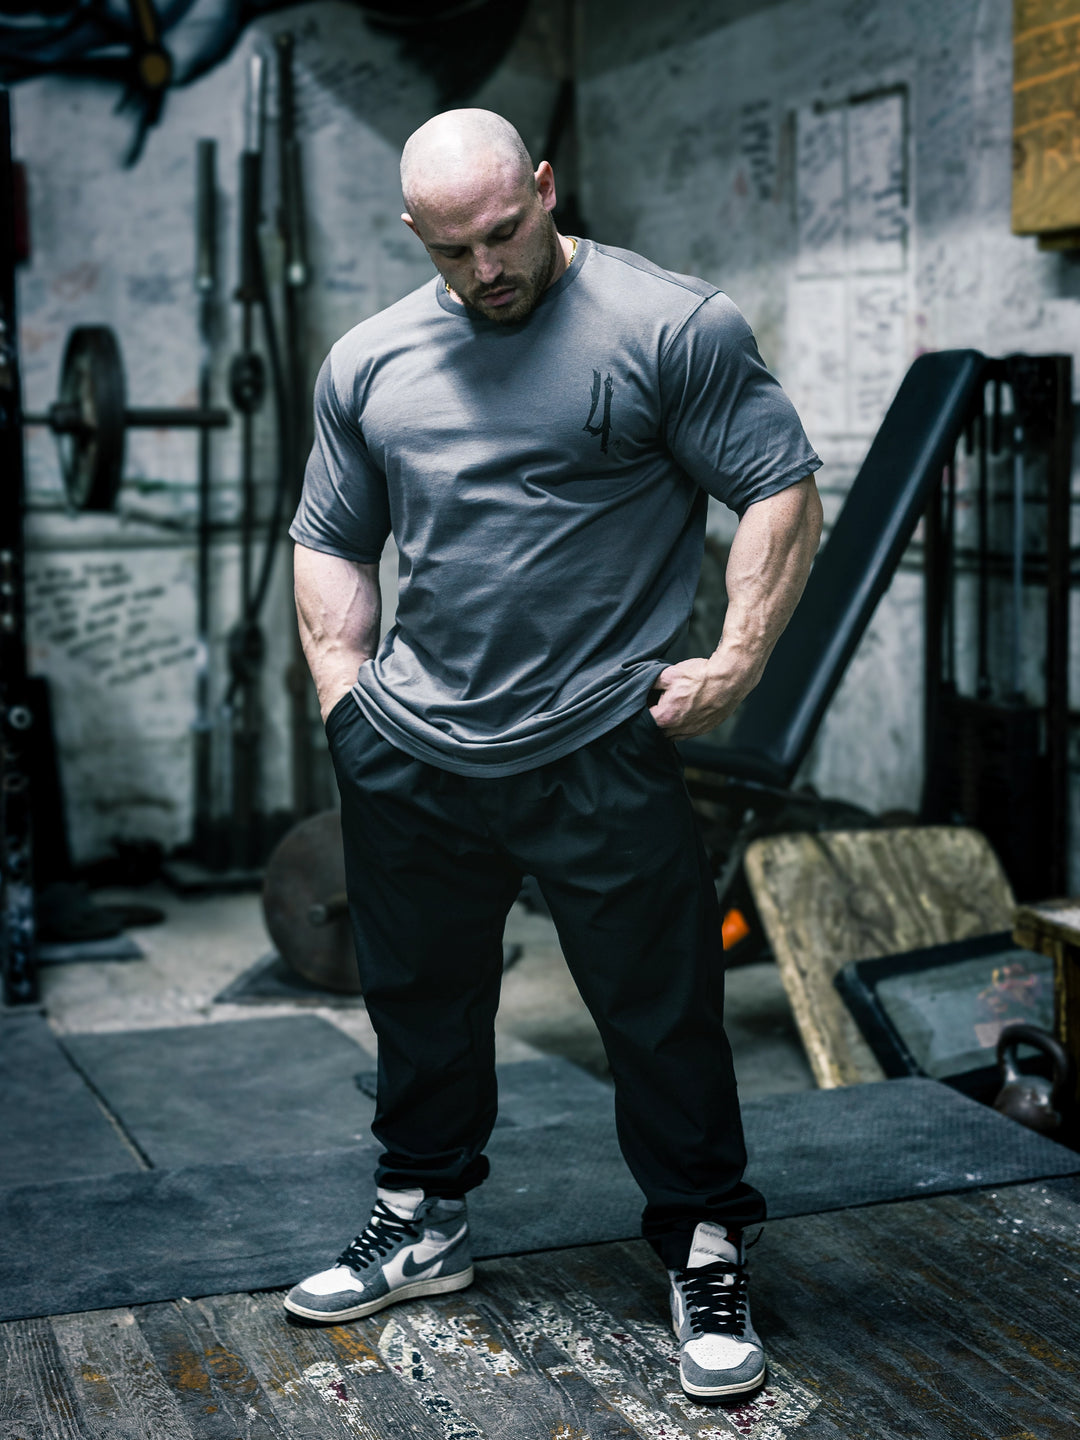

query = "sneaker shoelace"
[
  {"left": 337, "top": 1198, "right": 421, "bottom": 1271},
  {"left": 677, "top": 1259, "right": 750, "bottom": 1337}
]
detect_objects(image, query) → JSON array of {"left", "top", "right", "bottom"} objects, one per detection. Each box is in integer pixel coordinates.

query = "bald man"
[{"left": 285, "top": 109, "right": 822, "bottom": 1402}]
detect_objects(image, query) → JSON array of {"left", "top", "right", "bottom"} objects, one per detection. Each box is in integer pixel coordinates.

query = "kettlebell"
[{"left": 993, "top": 1023, "right": 1075, "bottom": 1136}]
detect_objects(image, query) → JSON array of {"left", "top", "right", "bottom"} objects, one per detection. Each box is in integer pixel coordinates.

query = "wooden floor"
[{"left": 3, "top": 1176, "right": 1079, "bottom": 1440}]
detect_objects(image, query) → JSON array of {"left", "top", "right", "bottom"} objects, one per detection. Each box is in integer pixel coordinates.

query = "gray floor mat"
[
  {"left": 60, "top": 1016, "right": 380, "bottom": 1167},
  {"left": 59, "top": 1017, "right": 612, "bottom": 1168},
  {"left": 0, "top": 1013, "right": 139, "bottom": 1184}
]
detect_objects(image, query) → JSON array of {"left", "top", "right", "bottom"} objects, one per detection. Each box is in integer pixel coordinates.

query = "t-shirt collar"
[{"left": 435, "top": 236, "right": 590, "bottom": 322}]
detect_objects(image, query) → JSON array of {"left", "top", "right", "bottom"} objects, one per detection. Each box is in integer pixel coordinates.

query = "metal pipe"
[
  {"left": 1011, "top": 421, "right": 1024, "bottom": 701},
  {"left": 194, "top": 136, "right": 218, "bottom": 853}
]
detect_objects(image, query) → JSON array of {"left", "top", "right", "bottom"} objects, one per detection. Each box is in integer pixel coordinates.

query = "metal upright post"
[
  {"left": 229, "top": 54, "right": 267, "bottom": 869},
  {"left": 193, "top": 137, "right": 218, "bottom": 859},
  {"left": 922, "top": 467, "right": 947, "bottom": 806},
  {"left": 1045, "top": 356, "right": 1072, "bottom": 897},
  {"left": 0, "top": 88, "right": 37, "bottom": 1005},
  {"left": 275, "top": 31, "right": 317, "bottom": 820}
]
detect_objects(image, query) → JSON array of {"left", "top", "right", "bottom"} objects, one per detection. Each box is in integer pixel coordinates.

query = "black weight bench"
[{"left": 679, "top": 348, "right": 988, "bottom": 790}]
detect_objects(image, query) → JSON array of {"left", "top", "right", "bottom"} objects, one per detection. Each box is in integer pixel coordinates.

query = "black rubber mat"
[
  {"left": 3, "top": 1016, "right": 1078, "bottom": 1321},
  {"left": 213, "top": 953, "right": 369, "bottom": 1007},
  {"left": 59, "top": 1017, "right": 607, "bottom": 1167},
  {"left": 0, "top": 1013, "right": 139, "bottom": 1184},
  {"left": 60, "top": 1016, "right": 380, "bottom": 1167}
]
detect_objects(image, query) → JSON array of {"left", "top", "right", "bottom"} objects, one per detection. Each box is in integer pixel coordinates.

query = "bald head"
[
  {"left": 399, "top": 109, "right": 569, "bottom": 325},
  {"left": 400, "top": 109, "right": 534, "bottom": 220}
]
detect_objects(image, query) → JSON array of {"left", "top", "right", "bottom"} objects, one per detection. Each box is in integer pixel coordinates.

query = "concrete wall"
[
  {"left": 14, "top": 1, "right": 559, "bottom": 862},
  {"left": 579, "top": 0, "right": 1080, "bottom": 881},
  {"left": 15, "top": 0, "right": 1080, "bottom": 880}
]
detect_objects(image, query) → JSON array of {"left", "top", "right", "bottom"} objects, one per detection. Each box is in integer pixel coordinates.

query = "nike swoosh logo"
[
  {"left": 401, "top": 1251, "right": 442, "bottom": 1278},
  {"left": 400, "top": 1223, "right": 467, "bottom": 1279}
]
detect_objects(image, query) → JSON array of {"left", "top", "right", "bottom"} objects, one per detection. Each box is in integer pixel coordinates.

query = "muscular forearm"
[
  {"left": 294, "top": 544, "right": 382, "bottom": 721},
  {"left": 713, "top": 475, "right": 823, "bottom": 695},
  {"left": 650, "top": 476, "right": 823, "bottom": 737}
]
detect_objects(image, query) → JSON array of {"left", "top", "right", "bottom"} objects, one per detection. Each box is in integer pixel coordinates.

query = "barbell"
[{"left": 23, "top": 324, "right": 230, "bottom": 512}]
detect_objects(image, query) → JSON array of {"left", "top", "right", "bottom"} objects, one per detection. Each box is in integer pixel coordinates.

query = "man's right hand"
[
  {"left": 293, "top": 546, "right": 382, "bottom": 723},
  {"left": 320, "top": 684, "right": 355, "bottom": 724}
]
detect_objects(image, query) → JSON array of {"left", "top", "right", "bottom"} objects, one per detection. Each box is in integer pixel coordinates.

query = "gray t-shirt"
[{"left": 290, "top": 239, "right": 821, "bottom": 776}]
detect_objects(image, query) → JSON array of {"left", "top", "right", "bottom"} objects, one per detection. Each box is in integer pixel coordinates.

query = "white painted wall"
[
  {"left": 580, "top": 0, "right": 1080, "bottom": 858},
  {"left": 15, "top": 1, "right": 557, "bottom": 862}
]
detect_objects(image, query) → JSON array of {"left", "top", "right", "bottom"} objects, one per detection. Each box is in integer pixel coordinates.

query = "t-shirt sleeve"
[
  {"left": 288, "top": 351, "right": 391, "bottom": 563},
  {"left": 661, "top": 293, "right": 821, "bottom": 516}
]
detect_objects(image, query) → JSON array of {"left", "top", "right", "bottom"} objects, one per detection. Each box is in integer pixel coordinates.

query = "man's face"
[{"left": 403, "top": 163, "right": 562, "bottom": 324}]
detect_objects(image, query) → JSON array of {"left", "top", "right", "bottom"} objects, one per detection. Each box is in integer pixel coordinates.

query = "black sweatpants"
[{"left": 327, "top": 695, "right": 766, "bottom": 1269}]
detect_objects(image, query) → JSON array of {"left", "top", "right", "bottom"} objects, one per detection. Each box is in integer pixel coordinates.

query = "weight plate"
[
  {"left": 58, "top": 325, "right": 126, "bottom": 512},
  {"left": 261, "top": 810, "right": 361, "bottom": 994}
]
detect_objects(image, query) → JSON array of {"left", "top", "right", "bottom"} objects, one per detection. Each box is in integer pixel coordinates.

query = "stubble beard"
[{"left": 458, "top": 212, "right": 562, "bottom": 325}]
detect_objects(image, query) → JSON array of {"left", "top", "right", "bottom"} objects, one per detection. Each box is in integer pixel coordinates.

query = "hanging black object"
[
  {"left": 22, "top": 324, "right": 231, "bottom": 513},
  {"left": 993, "top": 1022, "right": 1074, "bottom": 1137},
  {"left": 0, "top": 85, "right": 38, "bottom": 1005},
  {"left": 51, "top": 326, "right": 125, "bottom": 511}
]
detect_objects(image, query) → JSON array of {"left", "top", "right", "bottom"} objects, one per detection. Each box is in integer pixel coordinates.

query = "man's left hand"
[{"left": 648, "top": 656, "right": 753, "bottom": 739}]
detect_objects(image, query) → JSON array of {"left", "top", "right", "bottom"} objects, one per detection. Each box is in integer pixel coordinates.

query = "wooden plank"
[
  {"left": 197, "top": 1288, "right": 442, "bottom": 1440},
  {"left": 1014, "top": 899, "right": 1080, "bottom": 1102},
  {"left": 750, "top": 1214, "right": 979, "bottom": 1440},
  {"left": 751, "top": 1183, "right": 1080, "bottom": 1439},
  {"left": 345, "top": 1293, "right": 600, "bottom": 1440},
  {"left": 1012, "top": 0, "right": 1080, "bottom": 235},
  {"left": 0, "top": 1315, "right": 87, "bottom": 1440},
  {"left": 825, "top": 1203, "right": 1080, "bottom": 1437},
  {"left": 744, "top": 826, "right": 1016, "bottom": 1087},
  {"left": 134, "top": 1298, "right": 287, "bottom": 1439},
  {"left": 49, "top": 1305, "right": 197, "bottom": 1440},
  {"left": 473, "top": 1242, "right": 822, "bottom": 1440}
]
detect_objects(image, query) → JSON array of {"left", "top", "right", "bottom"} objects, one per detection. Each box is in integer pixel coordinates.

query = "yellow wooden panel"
[
  {"left": 744, "top": 826, "right": 1016, "bottom": 1089},
  {"left": 1013, "top": 0, "right": 1080, "bottom": 234}
]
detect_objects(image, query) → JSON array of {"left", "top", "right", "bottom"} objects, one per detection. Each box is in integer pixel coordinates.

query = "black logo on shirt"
[{"left": 583, "top": 371, "right": 614, "bottom": 453}]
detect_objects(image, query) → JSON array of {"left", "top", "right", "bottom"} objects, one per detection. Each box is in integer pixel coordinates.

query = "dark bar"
[{"left": 1045, "top": 356, "right": 1073, "bottom": 896}]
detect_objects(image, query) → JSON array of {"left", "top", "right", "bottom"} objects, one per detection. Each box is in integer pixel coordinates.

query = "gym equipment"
[
  {"left": 219, "top": 51, "right": 293, "bottom": 874},
  {"left": 22, "top": 324, "right": 230, "bottom": 512},
  {"left": 165, "top": 52, "right": 304, "bottom": 887},
  {"left": 832, "top": 924, "right": 1055, "bottom": 1102},
  {"left": 994, "top": 1022, "right": 1074, "bottom": 1136},
  {"left": 0, "top": 87, "right": 35, "bottom": 1005},
  {"left": 276, "top": 31, "right": 320, "bottom": 823},
  {"left": 191, "top": 137, "right": 219, "bottom": 859},
  {"left": 680, "top": 349, "right": 1073, "bottom": 911},
  {"left": 1014, "top": 898, "right": 1080, "bottom": 1109},
  {"left": 260, "top": 810, "right": 359, "bottom": 994},
  {"left": 921, "top": 356, "right": 1072, "bottom": 900}
]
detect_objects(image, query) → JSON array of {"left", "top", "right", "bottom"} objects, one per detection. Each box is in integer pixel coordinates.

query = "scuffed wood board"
[
  {"left": 1014, "top": 896, "right": 1080, "bottom": 1101},
  {"left": 1012, "top": 0, "right": 1080, "bottom": 235},
  {"left": 744, "top": 826, "right": 1016, "bottom": 1088}
]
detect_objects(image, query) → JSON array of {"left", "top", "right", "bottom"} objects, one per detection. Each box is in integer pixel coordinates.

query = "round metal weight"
[
  {"left": 261, "top": 810, "right": 361, "bottom": 994},
  {"left": 57, "top": 326, "right": 127, "bottom": 512}
]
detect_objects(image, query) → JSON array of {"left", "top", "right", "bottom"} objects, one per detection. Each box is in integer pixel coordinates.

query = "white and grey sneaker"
[
  {"left": 283, "top": 1186, "right": 473, "bottom": 1324},
  {"left": 669, "top": 1221, "right": 765, "bottom": 1401}
]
